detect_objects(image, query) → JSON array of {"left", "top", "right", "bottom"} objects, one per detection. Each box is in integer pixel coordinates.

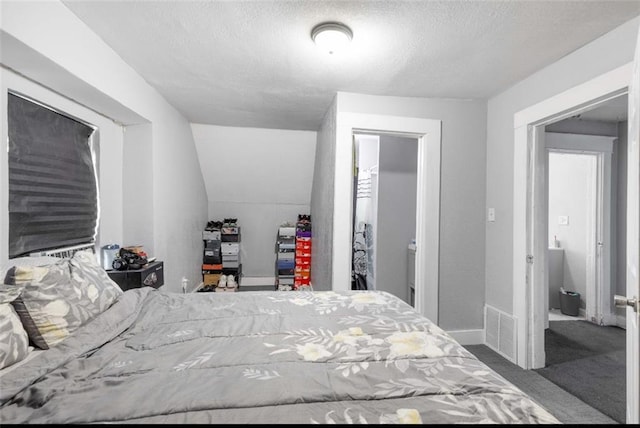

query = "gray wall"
[
  {"left": 310, "top": 97, "right": 337, "bottom": 291},
  {"left": 191, "top": 124, "right": 317, "bottom": 278},
  {"left": 336, "top": 93, "right": 487, "bottom": 331},
  {"left": 123, "top": 124, "right": 154, "bottom": 252},
  {"left": 485, "top": 16, "right": 640, "bottom": 315},
  {"left": 376, "top": 136, "right": 418, "bottom": 303}
]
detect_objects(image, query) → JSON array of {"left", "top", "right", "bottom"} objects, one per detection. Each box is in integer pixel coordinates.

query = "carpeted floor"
[
  {"left": 464, "top": 344, "right": 616, "bottom": 424},
  {"left": 534, "top": 320, "right": 626, "bottom": 424}
]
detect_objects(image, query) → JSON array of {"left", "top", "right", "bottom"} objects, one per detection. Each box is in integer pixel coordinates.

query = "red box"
[
  {"left": 295, "top": 256, "right": 311, "bottom": 266},
  {"left": 296, "top": 240, "right": 312, "bottom": 251},
  {"left": 294, "top": 277, "right": 311, "bottom": 287}
]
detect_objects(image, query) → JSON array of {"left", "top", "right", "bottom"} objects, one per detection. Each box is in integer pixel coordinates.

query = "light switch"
[
  {"left": 558, "top": 215, "right": 569, "bottom": 225},
  {"left": 488, "top": 208, "right": 495, "bottom": 222}
]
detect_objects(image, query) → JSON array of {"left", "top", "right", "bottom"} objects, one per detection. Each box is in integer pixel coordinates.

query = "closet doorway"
[
  {"left": 351, "top": 133, "right": 418, "bottom": 305},
  {"left": 332, "top": 112, "right": 441, "bottom": 323}
]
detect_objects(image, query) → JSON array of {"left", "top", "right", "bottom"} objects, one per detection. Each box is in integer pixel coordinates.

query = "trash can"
[{"left": 559, "top": 290, "right": 580, "bottom": 316}]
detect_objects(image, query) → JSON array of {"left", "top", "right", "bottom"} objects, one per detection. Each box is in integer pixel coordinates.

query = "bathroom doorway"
[{"left": 546, "top": 150, "right": 597, "bottom": 323}]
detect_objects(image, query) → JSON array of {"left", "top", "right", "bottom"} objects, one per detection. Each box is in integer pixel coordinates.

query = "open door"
[{"left": 620, "top": 25, "right": 640, "bottom": 425}]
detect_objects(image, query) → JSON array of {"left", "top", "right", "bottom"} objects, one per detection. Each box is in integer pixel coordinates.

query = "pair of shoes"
[
  {"left": 226, "top": 275, "right": 237, "bottom": 289},
  {"left": 205, "top": 220, "right": 224, "bottom": 231},
  {"left": 223, "top": 218, "right": 238, "bottom": 227},
  {"left": 217, "top": 274, "right": 227, "bottom": 290},
  {"left": 297, "top": 214, "right": 311, "bottom": 224}
]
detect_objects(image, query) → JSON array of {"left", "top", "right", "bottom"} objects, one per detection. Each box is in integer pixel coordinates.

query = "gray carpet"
[
  {"left": 465, "top": 344, "right": 617, "bottom": 425},
  {"left": 535, "top": 320, "right": 626, "bottom": 424}
]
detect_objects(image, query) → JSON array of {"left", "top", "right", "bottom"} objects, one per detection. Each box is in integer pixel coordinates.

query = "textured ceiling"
[{"left": 62, "top": 1, "right": 640, "bottom": 131}]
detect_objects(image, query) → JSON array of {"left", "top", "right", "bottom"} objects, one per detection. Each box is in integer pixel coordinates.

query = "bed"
[{"left": 0, "top": 251, "right": 559, "bottom": 424}]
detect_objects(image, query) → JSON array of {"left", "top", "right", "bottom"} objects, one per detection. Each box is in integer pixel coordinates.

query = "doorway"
[
  {"left": 351, "top": 133, "right": 418, "bottom": 305},
  {"left": 332, "top": 112, "right": 441, "bottom": 323},
  {"left": 546, "top": 150, "right": 598, "bottom": 324},
  {"left": 512, "top": 63, "right": 634, "bottom": 421}
]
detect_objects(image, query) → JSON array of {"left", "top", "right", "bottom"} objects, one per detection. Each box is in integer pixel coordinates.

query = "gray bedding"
[{"left": 0, "top": 288, "right": 559, "bottom": 424}]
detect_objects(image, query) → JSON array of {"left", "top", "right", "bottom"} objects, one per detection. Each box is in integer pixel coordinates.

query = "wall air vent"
[{"left": 484, "top": 304, "right": 517, "bottom": 363}]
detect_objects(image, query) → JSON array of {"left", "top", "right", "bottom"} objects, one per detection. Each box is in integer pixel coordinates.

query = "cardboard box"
[
  {"left": 203, "top": 273, "right": 221, "bottom": 286},
  {"left": 294, "top": 277, "right": 311, "bottom": 287},
  {"left": 204, "top": 239, "right": 221, "bottom": 249},
  {"left": 277, "top": 252, "right": 295, "bottom": 260},
  {"left": 203, "top": 230, "right": 221, "bottom": 240},
  {"left": 221, "top": 242, "right": 240, "bottom": 255},
  {"left": 203, "top": 249, "right": 221, "bottom": 264},
  {"left": 278, "top": 275, "right": 295, "bottom": 285},
  {"left": 221, "top": 233, "right": 241, "bottom": 242},
  {"left": 278, "top": 226, "right": 296, "bottom": 237},
  {"left": 202, "top": 263, "right": 223, "bottom": 271},
  {"left": 296, "top": 240, "right": 312, "bottom": 251}
]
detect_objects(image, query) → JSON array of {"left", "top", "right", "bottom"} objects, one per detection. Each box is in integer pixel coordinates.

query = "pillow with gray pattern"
[
  {"left": 0, "top": 287, "right": 30, "bottom": 370},
  {"left": 4, "top": 251, "right": 123, "bottom": 349}
]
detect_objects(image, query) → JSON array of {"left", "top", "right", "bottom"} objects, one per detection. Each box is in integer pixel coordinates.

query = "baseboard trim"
[
  {"left": 616, "top": 314, "right": 627, "bottom": 330},
  {"left": 446, "top": 329, "right": 484, "bottom": 345},
  {"left": 241, "top": 276, "right": 275, "bottom": 287}
]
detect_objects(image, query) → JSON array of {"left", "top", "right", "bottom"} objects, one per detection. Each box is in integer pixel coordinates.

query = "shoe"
[
  {"left": 226, "top": 275, "right": 237, "bottom": 289},
  {"left": 217, "top": 274, "right": 227, "bottom": 289},
  {"left": 223, "top": 218, "right": 238, "bottom": 227}
]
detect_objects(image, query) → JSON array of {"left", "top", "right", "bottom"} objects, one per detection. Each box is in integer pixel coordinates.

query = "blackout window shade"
[{"left": 8, "top": 93, "right": 98, "bottom": 258}]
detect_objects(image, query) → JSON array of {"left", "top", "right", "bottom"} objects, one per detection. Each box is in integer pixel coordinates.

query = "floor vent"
[{"left": 484, "top": 305, "right": 517, "bottom": 363}]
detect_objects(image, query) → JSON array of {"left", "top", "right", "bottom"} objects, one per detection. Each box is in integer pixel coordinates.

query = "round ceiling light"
[{"left": 311, "top": 22, "right": 353, "bottom": 55}]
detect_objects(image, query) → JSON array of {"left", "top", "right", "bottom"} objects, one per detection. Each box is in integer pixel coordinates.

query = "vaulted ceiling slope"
[{"left": 63, "top": 0, "right": 640, "bottom": 131}]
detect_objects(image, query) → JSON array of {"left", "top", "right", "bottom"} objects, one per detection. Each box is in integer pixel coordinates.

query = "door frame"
[
  {"left": 513, "top": 62, "right": 632, "bottom": 370},
  {"left": 334, "top": 113, "right": 442, "bottom": 323}
]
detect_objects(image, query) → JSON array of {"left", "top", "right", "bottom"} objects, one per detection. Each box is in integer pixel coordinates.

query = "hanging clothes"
[{"left": 352, "top": 221, "right": 368, "bottom": 290}]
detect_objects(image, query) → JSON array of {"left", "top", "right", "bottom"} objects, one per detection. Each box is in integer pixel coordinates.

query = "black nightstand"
[{"left": 107, "top": 261, "right": 164, "bottom": 291}]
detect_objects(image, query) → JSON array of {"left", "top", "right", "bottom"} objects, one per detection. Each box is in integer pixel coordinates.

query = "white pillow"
[
  {"left": 1, "top": 256, "right": 61, "bottom": 283},
  {"left": 0, "top": 287, "right": 30, "bottom": 370}
]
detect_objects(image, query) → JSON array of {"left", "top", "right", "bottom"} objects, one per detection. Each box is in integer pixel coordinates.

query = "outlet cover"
[
  {"left": 558, "top": 215, "right": 569, "bottom": 225},
  {"left": 488, "top": 208, "right": 495, "bottom": 222}
]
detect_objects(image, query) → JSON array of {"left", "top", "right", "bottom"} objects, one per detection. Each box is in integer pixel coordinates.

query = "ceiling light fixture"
[{"left": 311, "top": 22, "right": 353, "bottom": 55}]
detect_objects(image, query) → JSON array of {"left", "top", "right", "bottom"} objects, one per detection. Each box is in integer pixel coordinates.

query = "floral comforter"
[{"left": 0, "top": 288, "right": 559, "bottom": 424}]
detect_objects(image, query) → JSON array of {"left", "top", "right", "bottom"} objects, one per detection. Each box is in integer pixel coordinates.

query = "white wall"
[
  {"left": 310, "top": 97, "right": 337, "bottom": 291},
  {"left": 1, "top": 1, "right": 208, "bottom": 292},
  {"left": 329, "top": 92, "right": 487, "bottom": 331},
  {"left": 485, "top": 16, "right": 640, "bottom": 315},
  {"left": 190, "top": 124, "right": 316, "bottom": 278},
  {"left": 548, "top": 152, "right": 595, "bottom": 308},
  {"left": 376, "top": 135, "right": 417, "bottom": 303}
]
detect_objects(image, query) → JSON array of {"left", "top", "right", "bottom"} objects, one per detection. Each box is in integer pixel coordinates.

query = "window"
[{"left": 7, "top": 93, "right": 98, "bottom": 257}]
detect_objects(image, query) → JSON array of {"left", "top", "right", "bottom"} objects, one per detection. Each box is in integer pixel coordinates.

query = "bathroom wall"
[{"left": 548, "top": 152, "right": 596, "bottom": 309}]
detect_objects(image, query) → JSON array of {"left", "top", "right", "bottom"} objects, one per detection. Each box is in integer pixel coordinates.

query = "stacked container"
[
  {"left": 221, "top": 224, "right": 242, "bottom": 290},
  {"left": 275, "top": 225, "right": 296, "bottom": 291},
  {"left": 294, "top": 214, "right": 312, "bottom": 290},
  {"left": 202, "top": 227, "right": 222, "bottom": 289}
]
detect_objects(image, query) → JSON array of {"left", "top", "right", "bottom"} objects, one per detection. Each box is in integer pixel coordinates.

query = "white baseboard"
[
  {"left": 446, "top": 329, "right": 484, "bottom": 345},
  {"left": 617, "top": 314, "right": 627, "bottom": 330},
  {"left": 241, "top": 276, "right": 275, "bottom": 287}
]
